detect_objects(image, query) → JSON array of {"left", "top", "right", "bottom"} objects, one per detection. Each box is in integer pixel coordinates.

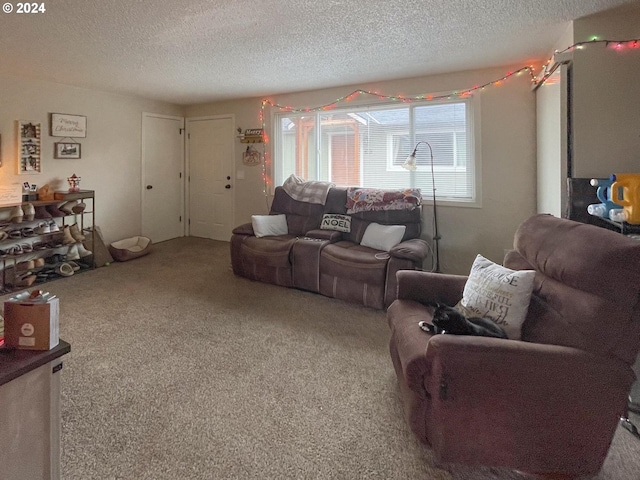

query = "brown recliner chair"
[{"left": 387, "top": 214, "right": 640, "bottom": 476}]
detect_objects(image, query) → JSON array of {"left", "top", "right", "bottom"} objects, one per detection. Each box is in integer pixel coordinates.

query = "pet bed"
[{"left": 108, "top": 236, "right": 152, "bottom": 262}]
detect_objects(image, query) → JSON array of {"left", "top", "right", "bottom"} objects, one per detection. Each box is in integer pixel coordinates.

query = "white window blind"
[{"left": 274, "top": 98, "right": 475, "bottom": 202}]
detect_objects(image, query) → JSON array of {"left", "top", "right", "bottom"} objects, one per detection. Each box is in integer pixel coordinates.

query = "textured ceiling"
[{"left": 0, "top": 0, "right": 636, "bottom": 105}]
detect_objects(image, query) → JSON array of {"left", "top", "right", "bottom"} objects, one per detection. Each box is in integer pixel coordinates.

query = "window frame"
[{"left": 272, "top": 95, "right": 481, "bottom": 207}]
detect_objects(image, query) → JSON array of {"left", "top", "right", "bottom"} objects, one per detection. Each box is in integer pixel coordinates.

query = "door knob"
[
  {"left": 225, "top": 184, "right": 231, "bottom": 189},
  {"left": 146, "top": 185, "right": 153, "bottom": 190}
]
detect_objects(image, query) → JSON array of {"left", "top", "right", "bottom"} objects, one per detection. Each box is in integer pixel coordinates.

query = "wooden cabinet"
[{"left": 0, "top": 190, "right": 95, "bottom": 293}]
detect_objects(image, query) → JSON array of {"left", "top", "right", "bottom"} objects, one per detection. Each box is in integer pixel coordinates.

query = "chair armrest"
[
  {"left": 304, "top": 229, "right": 343, "bottom": 241},
  {"left": 396, "top": 270, "right": 467, "bottom": 306},
  {"left": 389, "top": 238, "right": 429, "bottom": 262},
  {"left": 420, "top": 335, "right": 635, "bottom": 471},
  {"left": 232, "top": 222, "right": 254, "bottom": 236},
  {"left": 426, "top": 334, "right": 634, "bottom": 432}
]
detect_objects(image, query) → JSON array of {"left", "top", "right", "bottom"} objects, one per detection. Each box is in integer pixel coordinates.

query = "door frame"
[
  {"left": 185, "top": 114, "right": 236, "bottom": 238},
  {"left": 141, "top": 112, "right": 186, "bottom": 240}
]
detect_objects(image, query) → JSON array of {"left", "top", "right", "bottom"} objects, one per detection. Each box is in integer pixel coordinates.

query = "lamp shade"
[{"left": 402, "top": 154, "right": 417, "bottom": 171}]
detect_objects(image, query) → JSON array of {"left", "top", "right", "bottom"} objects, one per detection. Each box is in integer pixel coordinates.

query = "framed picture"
[
  {"left": 17, "top": 120, "right": 42, "bottom": 174},
  {"left": 50, "top": 113, "right": 87, "bottom": 138},
  {"left": 54, "top": 142, "right": 81, "bottom": 159}
]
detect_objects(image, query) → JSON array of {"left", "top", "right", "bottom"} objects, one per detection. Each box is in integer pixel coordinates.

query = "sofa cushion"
[
  {"left": 360, "top": 223, "right": 406, "bottom": 252},
  {"left": 241, "top": 235, "right": 297, "bottom": 267},
  {"left": 457, "top": 254, "right": 535, "bottom": 340},
  {"left": 251, "top": 214, "right": 288, "bottom": 238},
  {"left": 270, "top": 187, "right": 325, "bottom": 235},
  {"left": 320, "top": 241, "right": 388, "bottom": 284}
]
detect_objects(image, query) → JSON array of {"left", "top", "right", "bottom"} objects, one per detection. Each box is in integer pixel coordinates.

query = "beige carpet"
[{"left": 26, "top": 237, "right": 640, "bottom": 479}]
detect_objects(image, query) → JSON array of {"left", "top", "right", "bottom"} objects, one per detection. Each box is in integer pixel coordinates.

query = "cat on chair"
[{"left": 418, "top": 302, "right": 508, "bottom": 339}]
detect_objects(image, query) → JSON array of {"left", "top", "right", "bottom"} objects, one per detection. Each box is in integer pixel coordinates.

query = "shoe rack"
[{"left": 0, "top": 190, "right": 95, "bottom": 293}]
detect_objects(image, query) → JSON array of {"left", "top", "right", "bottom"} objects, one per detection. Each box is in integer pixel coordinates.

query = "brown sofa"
[
  {"left": 230, "top": 186, "right": 429, "bottom": 309},
  {"left": 387, "top": 214, "right": 640, "bottom": 476}
]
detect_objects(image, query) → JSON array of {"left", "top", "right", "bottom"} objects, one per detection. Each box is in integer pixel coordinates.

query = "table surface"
[{"left": 0, "top": 340, "right": 70, "bottom": 387}]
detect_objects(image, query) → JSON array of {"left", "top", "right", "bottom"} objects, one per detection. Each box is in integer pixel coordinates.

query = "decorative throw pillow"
[
  {"left": 320, "top": 214, "right": 351, "bottom": 233},
  {"left": 251, "top": 214, "right": 288, "bottom": 238},
  {"left": 456, "top": 254, "right": 536, "bottom": 340},
  {"left": 360, "top": 223, "right": 406, "bottom": 252}
]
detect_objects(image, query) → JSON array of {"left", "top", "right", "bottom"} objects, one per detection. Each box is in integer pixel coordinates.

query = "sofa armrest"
[
  {"left": 232, "top": 222, "right": 254, "bottom": 236},
  {"left": 396, "top": 270, "right": 467, "bottom": 306},
  {"left": 304, "top": 229, "right": 343, "bottom": 242},
  {"left": 423, "top": 334, "right": 634, "bottom": 468},
  {"left": 389, "top": 238, "right": 429, "bottom": 262}
]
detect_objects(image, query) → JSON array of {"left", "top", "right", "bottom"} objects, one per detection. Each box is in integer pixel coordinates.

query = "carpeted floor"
[{"left": 25, "top": 237, "right": 640, "bottom": 479}]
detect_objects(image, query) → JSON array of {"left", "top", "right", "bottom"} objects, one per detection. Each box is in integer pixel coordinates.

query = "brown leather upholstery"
[
  {"left": 230, "top": 186, "right": 429, "bottom": 309},
  {"left": 387, "top": 214, "right": 640, "bottom": 476}
]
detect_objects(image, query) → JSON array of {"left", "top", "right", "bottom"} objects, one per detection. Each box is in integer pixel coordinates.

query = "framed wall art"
[
  {"left": 50, "top": 113, "right": 87, "bottom": 138},
  {"left": 18, "top": 120, "right": 42, "bottom": 174},
  {"left": 54, "top": 142, "right": 81, "bottom": 159}
]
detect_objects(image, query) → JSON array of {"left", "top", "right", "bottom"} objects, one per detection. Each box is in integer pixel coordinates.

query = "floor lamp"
[{"left": 402, "top": 141, "right": 441, "bottom": 273}]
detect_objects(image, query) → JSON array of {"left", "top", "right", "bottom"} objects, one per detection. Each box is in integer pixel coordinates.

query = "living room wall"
[
  {"left": 186, "top": 64, "right": 538, "bottom": 274},
  {"left": 571, "top": 3, "right": 640, "bottom": 178},
  {"left": 0, "top": 73, "right": 182, "bottom": 244}
]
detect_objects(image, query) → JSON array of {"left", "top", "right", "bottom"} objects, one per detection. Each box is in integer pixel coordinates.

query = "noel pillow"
[
  {"left": 456, "top": 254, "right": 535, "bottom": 340},
  {"left": 320, "top": 214, "right": 351, "bottom": 233},
  {"left": 251, "top": 214, "right": 288, "bottom": 238}
]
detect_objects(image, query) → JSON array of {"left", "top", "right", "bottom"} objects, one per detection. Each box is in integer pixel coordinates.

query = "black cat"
[{"left": 418, "top": 303, "right": 508, "bottom": 339}]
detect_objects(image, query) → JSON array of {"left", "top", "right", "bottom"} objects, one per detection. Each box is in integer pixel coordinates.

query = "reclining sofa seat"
[
  {"left": 230, "top": 186, "right": 428, "bottom": 309},
  {"left": 386, "top": 214, "right": 640, "bottom": 476}
]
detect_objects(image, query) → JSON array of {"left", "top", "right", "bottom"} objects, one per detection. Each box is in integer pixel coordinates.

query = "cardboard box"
[{"left": 4, "top": 298, "right": 59, "bottom": 350}]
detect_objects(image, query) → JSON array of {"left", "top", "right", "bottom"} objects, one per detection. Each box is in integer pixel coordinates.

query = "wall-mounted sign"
[
  {"left": 242, "top": 146, "right": 262, "bottom": 166},
  {"left": 50, "top": 113, "right": 87, "bottom": 138},
  {"left": 240, "top": 128, "right": 263, "bottom": 144}
]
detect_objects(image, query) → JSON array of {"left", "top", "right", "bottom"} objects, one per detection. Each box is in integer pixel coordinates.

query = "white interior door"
[
  {"left": 142, "top": 113, "right": 185, "bottom": 242},
  {"left": 187, "top": 115, "right": 235, "bottom": 241}
]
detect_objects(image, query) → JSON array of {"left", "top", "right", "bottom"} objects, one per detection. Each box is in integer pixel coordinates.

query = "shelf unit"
[{"left": 0, "top": 190, "right": 95, "bottom": 293}]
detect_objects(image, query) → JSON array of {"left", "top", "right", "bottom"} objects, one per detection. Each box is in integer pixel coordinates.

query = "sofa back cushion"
[
  {"left": 324, "top": 187, "right": 421, "bottom": 244},
  {"left": 504, "top": 214, "right": 640, "bottom": 365},
  {"left": 270, "top": 187, "right": 325, "bottom": 236}
]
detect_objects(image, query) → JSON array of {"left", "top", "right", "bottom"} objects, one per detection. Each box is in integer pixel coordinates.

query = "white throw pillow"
[
  {"left": 320, "top": 214, "right": 351, "bottom": 233},
  {"left": 251, "top": 214, "right": 288, "bottom": 238},
  {"left": 360, "top": 223, "right": 406, "bottom": 252},
  {"left": 457, "top": 254, "right": 535, "bottom": 340}
]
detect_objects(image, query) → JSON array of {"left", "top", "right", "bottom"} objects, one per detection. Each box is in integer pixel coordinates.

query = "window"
[{"left": 274, "top": 98, "right": 476, "bottom": 202}]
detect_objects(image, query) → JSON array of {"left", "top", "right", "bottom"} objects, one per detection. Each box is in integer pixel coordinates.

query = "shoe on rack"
[
  {"left": 34, "top": 205, "right": 52, "bottom": 219},
  {"left": 77, "top": 242, "right": 92, "bottom": 258},
  {"left": 0, "top": 230, "right": 8, "bottom": 241},
  {"left": 66, "top": 244, "right": 80, "bottom": 261},
  {"left": 48, "top": 221, "right": 60, "bottom": 233},
  {"left": 15, "top": 274, "right": 37, "bottom": 288},
  {"left": 34, "top": 258, "right": 46, "bottom": 268},
  {"left": 59, "top": 201, "right": 77, "bottom": 215},
  {"left": 21, "top": 227, "right": 35, "bottom": 237},
  {"left": 62, "top": 226, "right": 76, "bottom": 245},
  {"left": 16, "top": 260, "right": 35, "bottom": 271},
  {"left": 9, "top": 205, "right": 23, "bottom": 223},
  {"left": 69, "top": 224, "right": 85, "bottom": 242},
  {"left": 23, "top": 203, "right": 35, "bottom": 221},
  {"left": 55, "top": 262, "right": 74, "bottom": 277},
  {"left": 72, "top": 202, "right": 86, "bottom": 214},
  {"left": 46, "top": 204, "right": 66, "bottom": 218},
  {"left": 67, "top": 260, "right": 81, "bottom": 271},
  {"left": 34, "top": 222, "right": 51, "bottom": 235}
]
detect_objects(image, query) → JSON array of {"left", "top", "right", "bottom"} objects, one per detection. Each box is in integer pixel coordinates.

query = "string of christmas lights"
[
  {"left": 257, "top": 37, "right": 640, "bottom": 202},
  {"left": 535, "top": 37, "right": 640, "bottom": 84}
]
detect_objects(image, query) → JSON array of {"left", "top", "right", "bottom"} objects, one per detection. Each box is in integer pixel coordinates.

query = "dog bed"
[{"left": 108, "top": 236, "right": 152, "bottom": 262}]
